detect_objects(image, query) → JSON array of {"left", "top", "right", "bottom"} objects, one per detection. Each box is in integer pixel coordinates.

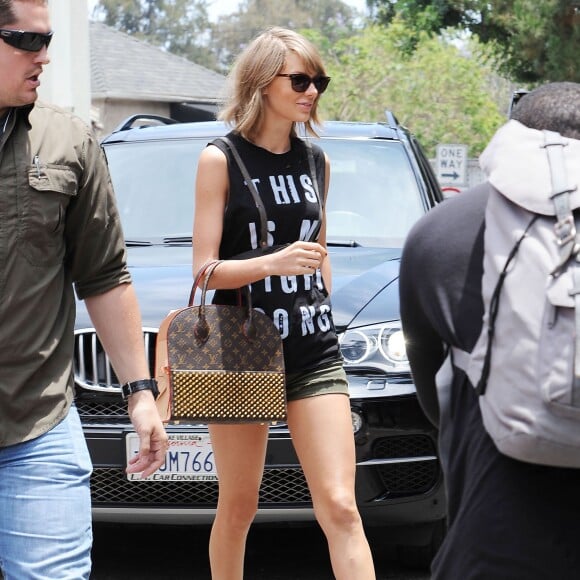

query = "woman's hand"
[{"left": 266, "top": 241, "right": 327, "bottom": 277}]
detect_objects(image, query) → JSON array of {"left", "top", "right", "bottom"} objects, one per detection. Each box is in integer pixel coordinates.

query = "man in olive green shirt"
[{"left": 0, "top": 1, "right": 168, "bottom": 578}]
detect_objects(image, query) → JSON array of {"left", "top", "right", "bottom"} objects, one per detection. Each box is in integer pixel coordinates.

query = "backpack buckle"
[{"left": 554, "top": 215, "right": 576, "bottom": 246}]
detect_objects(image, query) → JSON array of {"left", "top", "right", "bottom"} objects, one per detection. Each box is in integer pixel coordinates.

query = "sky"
[
  {"left": 88, "top": 0, "right": 368, "bottom": 21},
  {"left": 205, "top": 0, "right": 367, "bottom": 20}
]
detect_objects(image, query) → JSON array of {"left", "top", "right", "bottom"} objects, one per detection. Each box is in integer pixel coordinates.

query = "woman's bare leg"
[
  {"left": 287, "top": 394, "right": 376, "bottom": 580},
  {"left": 208, "top": 423, "right": 269, "bottom": 580}
]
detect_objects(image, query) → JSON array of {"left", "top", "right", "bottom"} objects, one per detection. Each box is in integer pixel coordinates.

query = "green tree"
[
  {"left": 318, "top": 21, "right": 505, "bottom": 157},
  {"left": 367, "top": 0, "right": 580, "bottom": 83},
  {"left": 93, "top": 0, "right": 218, "bottom": 70},
  {"left": 209, "top": 0, "right": 360, "bottom": 72}
]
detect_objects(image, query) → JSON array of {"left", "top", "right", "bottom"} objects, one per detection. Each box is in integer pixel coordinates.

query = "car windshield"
[{"left": 103, "top": 136, "right": 427, "bottom": 248}]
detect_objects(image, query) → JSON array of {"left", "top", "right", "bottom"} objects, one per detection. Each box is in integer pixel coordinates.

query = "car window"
[
  {"left": 103, "top": 136, "right": 427, "bottom": 248},
  {"left": 321, "top": 139, "right": 426, "bottom": 247},
  {"left": 104, "top": 139, "right": 203, "bottom": 241}
]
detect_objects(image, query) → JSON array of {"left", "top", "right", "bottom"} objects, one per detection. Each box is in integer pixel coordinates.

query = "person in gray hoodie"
[{"left": 399, "top": 82, "right": 580, "bottom": 579}]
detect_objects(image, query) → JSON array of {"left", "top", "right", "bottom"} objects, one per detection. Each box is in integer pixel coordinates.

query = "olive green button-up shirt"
[{"left": 0, "top": 102, "right": 130, "bottom": 447}]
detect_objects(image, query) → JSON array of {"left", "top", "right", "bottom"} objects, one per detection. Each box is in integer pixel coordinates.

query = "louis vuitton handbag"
[{"left": 155, "top": 260, "right": 287, "bottom": 424}]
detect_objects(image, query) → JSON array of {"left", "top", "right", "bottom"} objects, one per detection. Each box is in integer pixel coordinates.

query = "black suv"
[{"left": 75, "top": 114, "right": 445, "bottom": 565}]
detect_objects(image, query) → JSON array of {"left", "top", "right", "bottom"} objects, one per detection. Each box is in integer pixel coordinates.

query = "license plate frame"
[{"left": 125, "top": 432, "right": 217, "bottom": 481}]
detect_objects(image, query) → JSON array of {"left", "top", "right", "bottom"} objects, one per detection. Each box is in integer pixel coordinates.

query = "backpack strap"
[
  {"left": 543, "top": 130, "right": 579, "bottom": 274},
  {"left": 435, "top": 346, "right": 471, "bottom": 411},
  {"left": 434, "top": 346, "right": 471, "bottom": 472},
  {"left": 572, "top": 267, "right": 580, "bottom": 406},
  {"left": 543, "top": 131, "right": 580, "bottom": 406},
  {"left": 449, "top": 346, "right": 470, "bottom": 373}
]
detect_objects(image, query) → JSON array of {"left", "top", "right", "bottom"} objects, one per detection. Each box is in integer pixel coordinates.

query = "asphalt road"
[{"left": 91, "top": 522, "right": 430, "bottom": 579}]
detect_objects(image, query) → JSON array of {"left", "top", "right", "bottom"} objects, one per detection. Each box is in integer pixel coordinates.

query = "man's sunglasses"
[
  {"left": 277, "top": 73, "right": 331, "bottom": 94},
  {"left": 0, "top": 29, "right": 53, "bottom": 52}
]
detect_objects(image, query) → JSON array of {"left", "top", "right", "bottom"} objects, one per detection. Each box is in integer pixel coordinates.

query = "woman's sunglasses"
[
  {"left": 0, "top": 29, "right": 53, "bottom": 52},
  {"left": 277, "top": 73, "right": 331, "bottom": 94}
]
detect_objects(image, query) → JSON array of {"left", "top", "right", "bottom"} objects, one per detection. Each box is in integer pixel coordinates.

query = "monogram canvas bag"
[{"left": 155, "top": 260, "right": 287, "bottom": 423}]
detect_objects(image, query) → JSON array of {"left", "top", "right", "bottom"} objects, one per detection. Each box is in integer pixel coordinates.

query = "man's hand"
[
  {"left": 85, "top": 284, "right": 169, "bottom": 477},
  {"left": 125, "top": 390, "right": 168, "bottom": 478}
]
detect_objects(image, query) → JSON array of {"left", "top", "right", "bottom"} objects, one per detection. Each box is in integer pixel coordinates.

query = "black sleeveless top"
[{"left": 211, "top": 131, "right": 342, "bottom": 375}]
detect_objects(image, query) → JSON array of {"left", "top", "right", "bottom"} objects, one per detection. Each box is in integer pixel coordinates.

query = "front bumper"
[{"left": 78, "top": 387, "right": 445, "bottom": 529}]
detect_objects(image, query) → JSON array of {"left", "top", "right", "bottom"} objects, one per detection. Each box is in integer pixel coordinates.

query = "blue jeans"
[{"left": 0, "top": 405, "right": 92, "bottom": 579}]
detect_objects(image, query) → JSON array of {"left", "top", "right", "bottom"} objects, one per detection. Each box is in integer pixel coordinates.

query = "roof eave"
[{"left": 91, "top": 92, "right": 220, "bottom": 104}]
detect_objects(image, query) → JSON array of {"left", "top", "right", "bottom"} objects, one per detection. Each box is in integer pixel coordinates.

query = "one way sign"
[{"left": 436, "top": 144, "right": 468, "bottom": 186}]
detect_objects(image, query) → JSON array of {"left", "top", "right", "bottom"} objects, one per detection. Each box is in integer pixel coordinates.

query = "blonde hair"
[{"left": 218, "top": 26, "right": 327, "bottom": 139}]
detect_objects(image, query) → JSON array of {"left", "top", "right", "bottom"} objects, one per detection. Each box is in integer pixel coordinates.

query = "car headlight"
[{"left": 339, "top": 322, "right": 410, "bottom": 372}]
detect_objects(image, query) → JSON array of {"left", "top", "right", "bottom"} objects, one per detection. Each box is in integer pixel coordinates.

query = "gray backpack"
[{"left": 451, "top": 128, "right": 580, "bottom": 467}]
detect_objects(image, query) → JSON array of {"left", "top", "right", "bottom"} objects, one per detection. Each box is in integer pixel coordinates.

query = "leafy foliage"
[
  {"left": 208, "top": 0, "right": 360, "bottom": 71},
  {"left": 368, "top": 0, "right": 580, "bottom": 83},
  {"left": 318, "top": 21, "right": 505, "bottom": 157}
]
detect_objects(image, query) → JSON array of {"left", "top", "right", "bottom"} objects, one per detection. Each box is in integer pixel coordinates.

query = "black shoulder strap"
[
  {"left": 214, "top": 136, "right": 269, "bottom": 249},
  {"left": 304, "top": 138, "right": 324, "bottom": 240},
  {"left": 214, "top": 135, "right": 324, "bottom": 245},
  {"left": 304, "top": 138, "right": 323, "bottom": 208}
]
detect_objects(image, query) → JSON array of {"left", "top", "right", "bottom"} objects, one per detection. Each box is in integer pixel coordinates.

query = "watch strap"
[{"left": 121, "top": 378, "right": 159, "bottom": 400}]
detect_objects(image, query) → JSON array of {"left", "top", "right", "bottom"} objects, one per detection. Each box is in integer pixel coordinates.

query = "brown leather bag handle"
[
  {"left": 189, "top": 260, "right": 218, "bottom": 306},
  {"left": 192, "top": 261, "right": 256, "bottom": 344}
]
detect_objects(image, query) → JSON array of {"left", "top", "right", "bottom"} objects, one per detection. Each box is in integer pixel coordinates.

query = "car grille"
[
  {"left": 372, "top": 435, "right": 439, "bottom": 496},
  {"left": 91, "top": 467, "right": 311, "bottom": 506},
  {"left": 74, "top": 328, "right": 157, "bottom": 394},
  {"left": 76, "top": 399, "right": 132, "bottom": 424},
  {"left": 91, "top": 435, "right": 437, "bottom": 509}
]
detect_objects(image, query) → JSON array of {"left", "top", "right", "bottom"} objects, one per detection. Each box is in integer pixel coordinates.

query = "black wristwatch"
[{"left": 121, "top": 378, "right": 160, "bottom": 401}]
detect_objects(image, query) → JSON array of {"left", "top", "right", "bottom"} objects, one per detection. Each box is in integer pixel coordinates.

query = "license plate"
[{"left": 126, "top": 432, "right": 217, "bottom": 481}]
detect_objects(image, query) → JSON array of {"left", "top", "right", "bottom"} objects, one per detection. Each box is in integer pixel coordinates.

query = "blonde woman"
[{"left": 193, "top": 27, "right": 376, "bottom": 580}]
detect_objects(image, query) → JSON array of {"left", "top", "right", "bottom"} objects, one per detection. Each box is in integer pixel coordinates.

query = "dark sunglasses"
[
  {"left": 277, "top": 73, "right": 331, "bottom": 94},
  {"left": 0, "top": 29, "right": 53, "bottom": 52}
]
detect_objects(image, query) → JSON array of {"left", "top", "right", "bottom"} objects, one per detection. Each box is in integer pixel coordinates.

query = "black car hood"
[
  {"left": 328, "top": 246, "right": 401, "bottom": 329},
  {"left": 75, "top": 245, "right": 402, "bottom": 330}
]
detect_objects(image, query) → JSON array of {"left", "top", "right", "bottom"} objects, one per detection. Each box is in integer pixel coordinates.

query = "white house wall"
[{"left": 39, "top": 0, "right": 91, "bottom": 125}]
